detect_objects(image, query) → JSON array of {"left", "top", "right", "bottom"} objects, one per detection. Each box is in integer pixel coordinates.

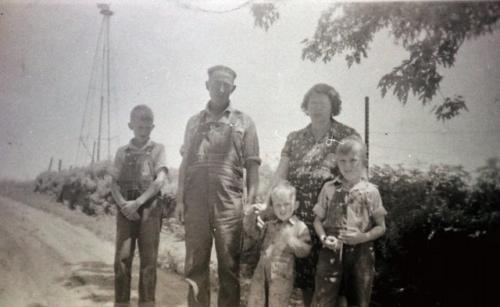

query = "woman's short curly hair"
[{"left": 301, "top": 83, "right": 342, "bottom": 117}]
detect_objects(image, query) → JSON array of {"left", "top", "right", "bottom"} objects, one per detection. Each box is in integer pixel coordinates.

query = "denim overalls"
[
  {"left": 115, "top": 144, "right": 162, "bottom": 307},
  {"left": 183, "top": 111, "right": 246, "bottom": 307}
]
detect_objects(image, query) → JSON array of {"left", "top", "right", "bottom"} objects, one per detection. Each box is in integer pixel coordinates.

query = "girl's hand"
[{"left": 339, "top": 227, "right": 367, "bottom": 245}]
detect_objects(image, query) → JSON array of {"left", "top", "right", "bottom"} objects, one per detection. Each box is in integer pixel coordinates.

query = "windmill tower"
[{"left": 75, "top": 4, "right": 114, "bottom": 166}]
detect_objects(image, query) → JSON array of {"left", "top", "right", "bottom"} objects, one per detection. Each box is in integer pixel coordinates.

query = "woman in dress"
[{"left": 274, "top": 83, "right": 360, "bottom": 306}]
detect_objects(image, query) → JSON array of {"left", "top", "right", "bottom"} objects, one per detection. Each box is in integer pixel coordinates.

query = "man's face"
[{"left": 206, "top": 75, "right": 235, "bottom": 106}]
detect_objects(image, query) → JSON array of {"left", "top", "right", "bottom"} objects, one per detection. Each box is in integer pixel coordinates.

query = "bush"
[{"left": 370, "top": 160, "right": 500, "bottom": 307}]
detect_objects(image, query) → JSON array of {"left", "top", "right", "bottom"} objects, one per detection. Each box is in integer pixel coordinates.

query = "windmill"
[{"left": 75, "top": 3, "right": 114, "bottom": 166}]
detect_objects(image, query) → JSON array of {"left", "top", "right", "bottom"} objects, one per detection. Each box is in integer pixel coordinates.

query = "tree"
[{"left": 251, "top": 2, "right": 500, "bottom": 120}]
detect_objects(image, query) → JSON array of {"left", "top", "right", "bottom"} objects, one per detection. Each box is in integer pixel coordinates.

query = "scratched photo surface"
[{"left": 0, "top": 1, "right": 499, "bottom": 307}]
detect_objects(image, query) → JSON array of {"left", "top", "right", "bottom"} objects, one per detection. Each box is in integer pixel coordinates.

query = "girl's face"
[
  {"left": 271, "top": 192, "right": 296, "bottom": 222},
  {"left": 337, "top": 149, "right": 364, "bottom": 184}
]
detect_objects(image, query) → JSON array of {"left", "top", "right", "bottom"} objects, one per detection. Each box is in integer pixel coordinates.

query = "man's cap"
[{"left": 207, "top": 65, "right": 237, "bottom": 84}]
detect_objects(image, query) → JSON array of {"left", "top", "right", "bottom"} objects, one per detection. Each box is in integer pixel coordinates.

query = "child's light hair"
[
  {"left": 336, "top": 136, "right": 368, "bottom": 167},
  {"left": 130, "top": 104, "right": 154, "bottom": 123},
  {"left": 268, "top": 180, "right": 296, "bottom": 208}
]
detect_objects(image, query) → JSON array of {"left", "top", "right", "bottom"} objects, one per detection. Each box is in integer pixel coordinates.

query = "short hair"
[
  {"left": 130, "top": 104, "right": 154, "bottom": 123},
  {"left": 269, "top": 180, "right": 296, "bottom": 207},
  {"left": 336, "top": 136, "right": 368, "bottom": 167},
  {"left": 301, "top": 83, "right": 342, "bottom": 117}
]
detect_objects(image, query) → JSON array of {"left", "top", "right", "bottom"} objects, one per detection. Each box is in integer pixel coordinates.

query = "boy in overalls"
[
  {"left": 111, "top": 105, "right": 168, "bottom": 307},
  {"left": 246, "top": 181, "right": 311, "bottom": 307},
  {"left": 175, "top": 65, "right": 261, "bottom": 307},
  {"left": 311, "top": 137, "right": 387, "bottom": 307}
]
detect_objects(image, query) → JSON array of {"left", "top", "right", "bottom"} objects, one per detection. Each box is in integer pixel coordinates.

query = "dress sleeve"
[{"left": 280, "top": 132, "right": 294, "bottom": 158}]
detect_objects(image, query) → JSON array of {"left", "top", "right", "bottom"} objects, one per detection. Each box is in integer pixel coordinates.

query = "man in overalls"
[{"left": 175, "top": 65, "right": 261, "bottom": 307}]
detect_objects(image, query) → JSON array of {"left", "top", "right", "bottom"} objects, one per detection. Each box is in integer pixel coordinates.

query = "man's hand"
[
  {"left": 339, "top": 227, "right": 367, "bottom": 246},
  {"left": 121, "top": 200, "right": 140, "bottom": 221},
  {"left": 175, "top": 201, "right": 185, "bottom": 224}
]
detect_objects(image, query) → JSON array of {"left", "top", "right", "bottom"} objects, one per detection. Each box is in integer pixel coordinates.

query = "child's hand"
[
  {"left": 121, "top": 200, "right": 140, "bottom": 221},
  {"left": 251, "top": 203, "right": 267, "bottom": 228},
  {"left": 339, "top": 227, "right": 367, "bottom": 245},
  {"left": 324, "top": 235, "right": 341, "bottom": 251}
]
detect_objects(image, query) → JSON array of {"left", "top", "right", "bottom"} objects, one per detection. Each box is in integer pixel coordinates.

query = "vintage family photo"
[{"left": 0, "top": 1, "right": 499, "bottom": 307}]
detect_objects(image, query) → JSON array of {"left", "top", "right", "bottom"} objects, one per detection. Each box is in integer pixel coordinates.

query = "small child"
[
  {"left": 110, "top": 104, "right": 168, "bottom": 307},
  {"left": 311, "top": 137, "right": 387, "bottom": 307},
  {"left": 246, "top": 181, "right": 312, "bottom": 307}
]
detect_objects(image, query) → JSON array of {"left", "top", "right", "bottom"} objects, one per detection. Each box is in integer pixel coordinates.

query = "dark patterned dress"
[{"left": 280, "top": 119, "right": 359, "bottom": 290}]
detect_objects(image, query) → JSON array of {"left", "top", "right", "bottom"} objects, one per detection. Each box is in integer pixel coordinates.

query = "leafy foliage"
[
  {"left": 250, "top": 3, "right": 279, "bottom": 31},
  {"left": 252, "top": 2, "right": 500, "bottom": 120}
]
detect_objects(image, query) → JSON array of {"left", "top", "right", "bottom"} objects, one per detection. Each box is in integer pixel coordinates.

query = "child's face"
[
  {"left": 129, "top": 117, "right": 154, "bottom": 142},
  {"left": 337, "top": 149, "right": 364, "bottom": 184},
  {"left": 271, "top": 192, "right": 295, "bottom": 222}
]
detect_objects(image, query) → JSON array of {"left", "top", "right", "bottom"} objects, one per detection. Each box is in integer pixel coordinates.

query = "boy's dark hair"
[{"left": 130, "top": 104, "right": 154, "bottom": 123}]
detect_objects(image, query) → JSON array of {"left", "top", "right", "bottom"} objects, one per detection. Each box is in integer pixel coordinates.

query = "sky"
[{"left": 0, "top": 0, "right": 499, "bottom": 180}]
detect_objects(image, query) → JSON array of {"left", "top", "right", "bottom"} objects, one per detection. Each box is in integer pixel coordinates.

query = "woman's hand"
[{"left": 338, "top": 227, "right": 367, "bottom": 245}]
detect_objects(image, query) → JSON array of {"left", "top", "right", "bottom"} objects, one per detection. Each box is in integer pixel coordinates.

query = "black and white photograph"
[{"left": 0, "top": 1, "right": 499, "bottom": 306}]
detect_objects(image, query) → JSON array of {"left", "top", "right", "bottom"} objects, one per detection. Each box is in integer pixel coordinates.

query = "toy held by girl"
[{"left": 311, "top": 136, "right": 387, "bottom": 307}]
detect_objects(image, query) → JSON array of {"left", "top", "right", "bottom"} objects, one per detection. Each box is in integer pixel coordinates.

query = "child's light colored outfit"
[
  {"left": 246, "top": 214, "right": 311, "bottom": 307},
  {"left": 113, "top": 140, "right": 167, "bottom": 307},
  {"left": 311, "top": 179, "right": 387, "bottom": 307}
]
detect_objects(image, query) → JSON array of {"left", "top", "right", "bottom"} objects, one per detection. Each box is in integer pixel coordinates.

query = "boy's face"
[
  {"left": 271, "top": 192, "right": 296, "bottom": 222},
  {"left": 337, "top": 149, "right": 364, "bottom": 184},
  {"left": 129, "top": 117, "right": 154, "bottom": 142}
]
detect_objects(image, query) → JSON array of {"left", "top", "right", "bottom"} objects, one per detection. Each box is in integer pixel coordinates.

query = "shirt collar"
[
  {"left": 272, "top": 215, "right": 297, "bottom": 226},
  {"left": 127, "top": 139, "right": 154, "bottom": 151},
  {"left": 203, "top": 101, "right": 233, "bottom": 117},
  {"left": 336, "top": 177, "right": 368, "bottom": 192}
]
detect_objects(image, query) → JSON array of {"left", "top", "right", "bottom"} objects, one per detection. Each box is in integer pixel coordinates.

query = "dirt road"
[{"left": 0, "top": 195, "right": 189, "bottom": 307}]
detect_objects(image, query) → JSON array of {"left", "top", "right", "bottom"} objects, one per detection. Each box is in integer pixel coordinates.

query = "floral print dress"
[{"left": 280, "top": 119, "right": 359, "bottom": 290}]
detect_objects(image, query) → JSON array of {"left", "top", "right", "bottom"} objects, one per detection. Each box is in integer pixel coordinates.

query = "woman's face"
[{"left": 306, "top": 92, "right": 332, "bottom": 122}]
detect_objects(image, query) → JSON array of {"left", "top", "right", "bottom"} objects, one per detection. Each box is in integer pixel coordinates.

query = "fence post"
[{"left": 48, "top": 157, "right": 54, "bottom": 172}]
